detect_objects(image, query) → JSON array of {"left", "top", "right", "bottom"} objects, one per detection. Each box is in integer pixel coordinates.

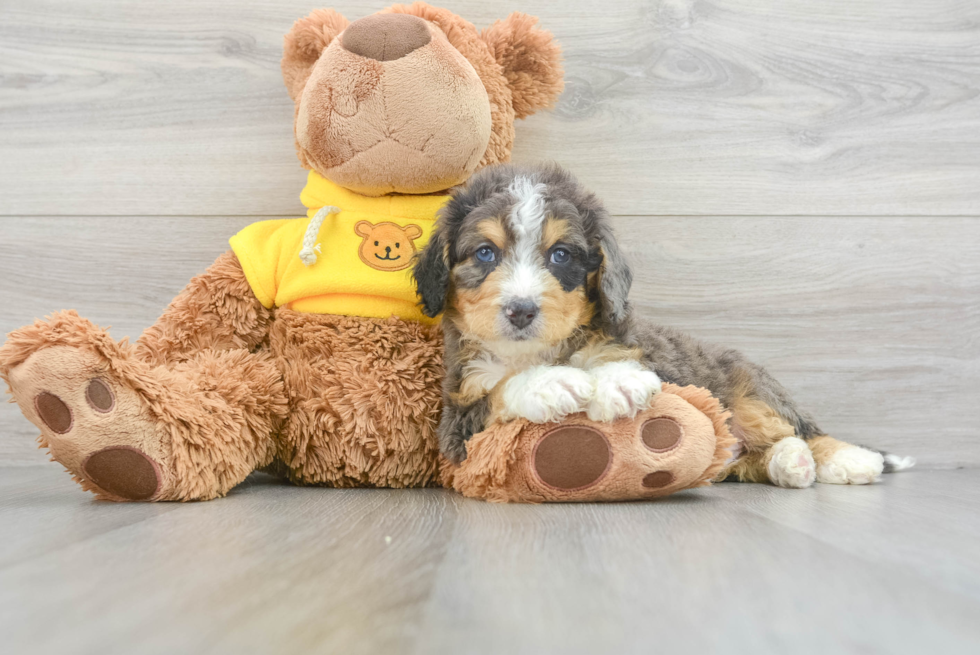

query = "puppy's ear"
[
  {"left": 481, "top": 13, "right": 564, "bottom": 119},
  {"left": 596, "top": 223, "right": 633, "bottom": 332},
  {"left": 413, "top": 228, "right": 451, "bottom": 318},
  {"left": 282, "top": 9, "right": 350, "bottom": 102}
]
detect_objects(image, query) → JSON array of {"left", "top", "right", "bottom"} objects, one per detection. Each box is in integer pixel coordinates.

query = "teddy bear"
[{"left": 0, "top": 3, "right": 732, "bottom": 503}]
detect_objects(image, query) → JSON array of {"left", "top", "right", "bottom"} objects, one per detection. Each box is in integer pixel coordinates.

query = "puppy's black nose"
[{"left": 504, "top": 300, "right": 538, "bottom": 329}]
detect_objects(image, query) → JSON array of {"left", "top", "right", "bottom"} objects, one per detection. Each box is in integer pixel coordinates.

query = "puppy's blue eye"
[
  {"left": 475, "top": 246, "right": 496, "bottom": 263},
  {"left": 550, "top": 248, "right": 570, "bottom": 265}
]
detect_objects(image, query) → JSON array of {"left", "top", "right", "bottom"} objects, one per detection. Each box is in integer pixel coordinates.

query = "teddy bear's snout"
[{"left": 342, "top": 13, "right": 431, "bottom": 62}]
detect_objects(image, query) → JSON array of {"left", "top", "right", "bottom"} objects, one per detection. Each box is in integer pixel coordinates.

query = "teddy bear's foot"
[
  {"left": 525, "top": 394, "right": 727, "bottom": 501},
  {"left": 7, "top": 345, "right": 172, "bottom": 501},
  {"left": 1, "top": 312, "right": 285, "bottom": 501},
  {"left": 452, "top": 383, "right": 735, "bottom": 503}
]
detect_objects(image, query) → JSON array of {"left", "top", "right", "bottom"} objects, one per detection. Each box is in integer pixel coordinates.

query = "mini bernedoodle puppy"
[{"left": 413, "top": 164, "right": 914, "bottom": 487}]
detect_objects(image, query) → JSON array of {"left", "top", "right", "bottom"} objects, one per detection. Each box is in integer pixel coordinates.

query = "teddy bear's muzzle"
[
  {"left": 296, "top": 17, "right": 493, "bottom": 196},
  {"left": 341, "top": 13, "right": 431, "bottom": 62}
]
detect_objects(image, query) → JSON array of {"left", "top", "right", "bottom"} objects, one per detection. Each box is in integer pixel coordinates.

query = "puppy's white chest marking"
[{"left": 460, "top": 357, "right": 509, "bottom": 397}]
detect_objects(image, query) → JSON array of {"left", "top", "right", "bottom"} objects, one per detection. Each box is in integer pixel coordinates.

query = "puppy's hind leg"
[
  {"left": 725, "top": 438, "right": 817, "bottom": 489},
  {"left": 809, "top": 435, "right": 885, "bottom": 485},
  {"left": 721, "top": 393, "right": 816, "bottom": 489}
]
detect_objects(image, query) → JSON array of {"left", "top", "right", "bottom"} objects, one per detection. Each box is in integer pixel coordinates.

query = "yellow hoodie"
[{"left": 229, "top": 171, "right": 449, "bottom": 324}]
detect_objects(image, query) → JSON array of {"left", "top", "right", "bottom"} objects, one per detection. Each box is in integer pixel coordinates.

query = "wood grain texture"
[
  {"left": 1, "top": 466, "right": 979, "bottom": 654},
  {"left": 1, "top": 0, "right": 979, "bottom": 216},
  {"left": 1, "top": 215, "right": 977, "bottom": 466}
]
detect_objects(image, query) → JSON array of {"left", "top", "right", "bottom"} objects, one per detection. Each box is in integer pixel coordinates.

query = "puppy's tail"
[{"left": 879, "top": 451, "right": 917, "bottom": 473}]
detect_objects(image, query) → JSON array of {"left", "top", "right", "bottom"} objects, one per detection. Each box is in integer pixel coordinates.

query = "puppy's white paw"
[
  {"left": 501, "top": 366, "right": 593, "bottom": 424},
  {"left": 586, "top": 361, "right": 661, "bottom": 422},
  {"left": 816, "top": 446, "right": 884, "bottom": 485},
  {"left": 767, "top": 437, "right": 816, "bottom": 489}
]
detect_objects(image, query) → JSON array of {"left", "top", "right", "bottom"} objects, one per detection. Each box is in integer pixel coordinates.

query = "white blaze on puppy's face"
[{"left": 500, "top": 176, "right": 549, "bottom": 308}]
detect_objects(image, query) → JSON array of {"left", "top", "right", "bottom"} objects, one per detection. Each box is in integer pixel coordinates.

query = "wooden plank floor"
[{"left": 1, "top": 466, "right": 978, "bottom": 655}]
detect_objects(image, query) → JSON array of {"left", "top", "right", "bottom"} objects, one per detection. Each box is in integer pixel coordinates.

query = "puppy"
[{"left": 413, "top": 164, "right": 913, "bottom": 487}]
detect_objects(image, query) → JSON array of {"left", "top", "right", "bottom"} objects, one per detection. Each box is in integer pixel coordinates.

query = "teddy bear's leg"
[
  {"left": 454, "top": 384, "right": 736, "bottom": 502},
  {"left": 134, "top": 251, "right": 276, "bottom": 366},
  {"left": 1, "top": 315, "right": 285, "bottom": 501},
  {"left": 0, "top": 252, "right": 286, "bottom": 501}
]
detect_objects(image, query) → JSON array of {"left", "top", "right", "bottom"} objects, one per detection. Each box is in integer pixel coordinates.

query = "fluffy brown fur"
[
  {"left": 269, "top": 310, "right": 444, "bottom": 488},
  {"left": 480, "top": 12, "right": 565, "bottom": 120},
  {"left": 281, "top": 9, "right": 350, "bottom": 101},
  {"left": 135, "top": 251, "right": 275, "bottom": 365}
]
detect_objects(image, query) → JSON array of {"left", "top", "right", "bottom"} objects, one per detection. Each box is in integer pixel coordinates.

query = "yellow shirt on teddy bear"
[{"left": 229, "top": 171, "right": 448, "bottom": 324}]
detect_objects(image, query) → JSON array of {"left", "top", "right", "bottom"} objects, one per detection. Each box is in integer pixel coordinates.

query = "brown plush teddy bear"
[{"left": 0, "top": 3, "right": 732, "bottom": 502}]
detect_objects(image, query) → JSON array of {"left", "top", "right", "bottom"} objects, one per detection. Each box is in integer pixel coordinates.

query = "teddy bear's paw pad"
[
  {"left": 82, "top": 446, "right": 161, "bottom": 501},
  {"left": 638, "top": 418, "right": 683, "bottom": 489},
  {"left": 85, "top": 378, "right": 115, "bottom": 413},
  {"left": 640, "top": 417, "right": 683, "bottom": 452},
  {"left": 34, "top": 392, "right": 74, "bottom": 434},
  {"left": 642, "top": 470, "right": 675, "bottom": 489},
  {"left": 532, "top": 426, "right": 612, "bottom": 491},
  {"left": 33, "top": 378, "right": 115, "bottom": 435},
  {"left": 34, "top": 378, "right": 116, "bottom": 434}
]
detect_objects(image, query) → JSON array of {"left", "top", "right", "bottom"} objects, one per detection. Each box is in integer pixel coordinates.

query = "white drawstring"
[{"left": 298, "top": 205, "right": 340, "bottom": 266}]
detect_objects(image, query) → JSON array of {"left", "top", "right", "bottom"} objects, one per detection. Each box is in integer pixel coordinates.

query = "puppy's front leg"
[
  {"left": 586, "top": 361, "right": 662, "bottom": 422},
  {"left": 498, "top": 365, "right": 593, "bottom": 424},
  {"left": 438, "top": 397, "right": 492, "bottom": 465}
]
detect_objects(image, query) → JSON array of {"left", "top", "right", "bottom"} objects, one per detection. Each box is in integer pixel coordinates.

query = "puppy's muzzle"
[{"left": 504, "top": 299, "right": 539, "bottom": 330}]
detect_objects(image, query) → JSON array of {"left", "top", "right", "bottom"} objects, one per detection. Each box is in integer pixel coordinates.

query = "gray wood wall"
[{"left": 1, "top": 0, "right": 978, "bottom": 467}]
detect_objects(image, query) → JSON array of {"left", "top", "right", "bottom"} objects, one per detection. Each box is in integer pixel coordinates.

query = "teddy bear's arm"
[{"left": 135, "top": 251, "right": 276, "bottom": 366}]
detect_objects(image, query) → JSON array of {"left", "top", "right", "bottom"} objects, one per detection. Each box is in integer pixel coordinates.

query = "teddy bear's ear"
[
  {"left": 282, "top": 9, "right": 350, "bottom": 102},
  {"left": 480, "top": 13, "right": 564, "bottom": 120}
]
